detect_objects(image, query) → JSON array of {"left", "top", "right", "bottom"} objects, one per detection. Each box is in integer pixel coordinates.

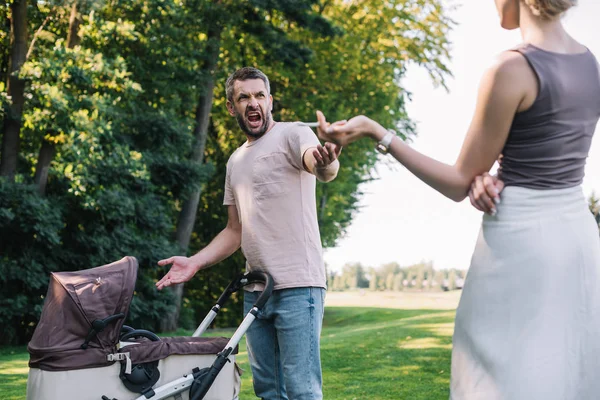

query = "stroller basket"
[{"left": 25, "top": 256, "right": 274, "bottom": 400}]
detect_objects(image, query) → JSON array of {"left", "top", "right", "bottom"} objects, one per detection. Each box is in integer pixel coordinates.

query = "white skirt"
[{"left": 450, "top": 186, "right": 600, "bottom": 400}]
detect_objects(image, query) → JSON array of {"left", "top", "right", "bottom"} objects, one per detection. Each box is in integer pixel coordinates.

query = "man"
[{"left": 156, "top": 67, "right": 341, "bottom": 400}]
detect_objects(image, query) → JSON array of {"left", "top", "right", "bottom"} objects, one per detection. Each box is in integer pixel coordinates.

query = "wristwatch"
[{"left": 375, "top": 129, "right": 396, "bottom": 155}]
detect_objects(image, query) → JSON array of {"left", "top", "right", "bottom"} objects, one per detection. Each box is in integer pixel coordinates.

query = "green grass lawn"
[{"left": 0, "top": 306, "right": 455, "bottom": 400}]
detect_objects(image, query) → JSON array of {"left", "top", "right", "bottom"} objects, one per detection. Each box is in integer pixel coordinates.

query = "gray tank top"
[{"left": 498, "top": 43, "right": 600, "bottom": 189}]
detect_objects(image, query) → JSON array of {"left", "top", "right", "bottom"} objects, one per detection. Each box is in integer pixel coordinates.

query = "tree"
[
  {"left": 339, "top": 262, "right": 369, "bottom": 290},
  {"left": 393, "top": 273, "right": 404, "bottom": 292},
  {"left": 31, "top": 1, "right": 82, "bottom": 195},
  {"left": 415, "top": 267, "right": 425, "bottom": 290},
  {"left": 333, "top": 274, "right": 344, "bottom": 291},
  {"left": 448, "top": 269, "right": 458, "bottom": 291},
  {"left": 1, "top": 1, "right": 185, "bottom": 343},
  {"left": 187, "top": 0, "right": 451, "bottom": 325},
  {"left": 433, "top": 270, "right": 445, "bottom": 291},
  {"left": 140, "top": 0, "right": 339, "bottom": 331},
  {"left": 270, "top": 0, "right": 453, "bottom": 247},
  {"left": 0, "top": 0, "right": 454, "bottom": 341},
  {"left": 0, "top": 0, "right": 28, "bottom": 179},
  {"left": 368, "top": 268, "right": 378, "bottom": 291},
  {"left": 385, "top": 273, "right": 395, "bottom": 291}
]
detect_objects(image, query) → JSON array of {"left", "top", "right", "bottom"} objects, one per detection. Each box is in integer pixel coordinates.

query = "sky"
[{"left": 323, "top": 1, "right": 600, "bottom": 273}]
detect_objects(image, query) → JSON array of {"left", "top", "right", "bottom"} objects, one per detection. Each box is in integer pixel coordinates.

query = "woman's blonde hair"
[{"left": 524, "top": 0, "right": 577, "bottom": 19}]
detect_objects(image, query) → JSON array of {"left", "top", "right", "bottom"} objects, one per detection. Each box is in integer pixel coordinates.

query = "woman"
[{"left": 316, "top": 1, "right": 600, "bottom": 399}]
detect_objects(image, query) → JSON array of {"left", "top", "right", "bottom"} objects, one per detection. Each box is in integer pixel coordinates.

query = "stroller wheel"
[
  {"left": 120, "top": 359, "right": 160, "bottom": 395},
  {"left": 118, "top": 329, "right": 161, "bottom": 394}
]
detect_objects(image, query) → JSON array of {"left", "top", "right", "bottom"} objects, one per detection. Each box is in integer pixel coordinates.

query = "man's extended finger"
[
  {"left": 319, "top": 145, "right": 332, "bottom": 164},
  {"left": 325, "top": 142, "right": 340, "bottom": 159},
  {"left": 156, "top": 273, "right": 169, "bottom": 285},
  {"left": 313, "top": 149, "right": 324, "bottom": 165},
  {"left": 157, "top": 257, "right": 173, "bottom": 266},
  {"left": 327, "top": 145, "right": 337, "bottom": 161},
  {"left": 156, "top": 276, "right": 170, "bottom": 290},
  {"left": 319, "top": 144, "right": 329, "bottom": 157},
  {"left": 158, "top": 280, "right": 171, "bottom": 290}
]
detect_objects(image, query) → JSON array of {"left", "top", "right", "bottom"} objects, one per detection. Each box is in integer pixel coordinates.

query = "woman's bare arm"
[{"left": 317, "top": 51, "right": 536, "bottom": 202}]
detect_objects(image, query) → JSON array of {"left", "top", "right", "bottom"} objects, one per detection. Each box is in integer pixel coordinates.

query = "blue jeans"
[{"left": 243, "top": 287, "right": 325, "bottom": 400}]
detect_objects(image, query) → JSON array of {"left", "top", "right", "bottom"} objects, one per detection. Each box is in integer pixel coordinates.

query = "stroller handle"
[
  {"left": 216, "top": 270, "right": 274, "bottom": 310},
  {"left": 193, "top": 270, "right": 274, "bottom": 339},
  {"left": 241, "top": 271, "right": 274, "bottom": 309}
]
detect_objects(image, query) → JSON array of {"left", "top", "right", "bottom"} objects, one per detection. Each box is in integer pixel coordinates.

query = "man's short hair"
[{"left": 225, "top": 67, "right": 271, "bottom": 102}]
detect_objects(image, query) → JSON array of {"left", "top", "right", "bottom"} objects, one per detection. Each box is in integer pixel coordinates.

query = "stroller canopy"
[{"left": 28, "top": 256, "right": 138, "bottom": 371}]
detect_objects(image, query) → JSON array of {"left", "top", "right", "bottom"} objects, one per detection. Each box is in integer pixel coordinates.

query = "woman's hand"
[
  {"left": 316, "top": 111, "right": 381, "bottom": 146},
  {"left": 468, "top": 172, "right": 504, "bottom": 215}
]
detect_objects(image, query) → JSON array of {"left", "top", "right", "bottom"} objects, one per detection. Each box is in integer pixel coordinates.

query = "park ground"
[{"left": 0, "top": 290, "right": 461, "bottom": 400}]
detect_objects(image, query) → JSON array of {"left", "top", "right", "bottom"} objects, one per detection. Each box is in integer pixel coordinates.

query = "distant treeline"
[{"left": 327, "top": 261, "right": 465, "bottom": 292}]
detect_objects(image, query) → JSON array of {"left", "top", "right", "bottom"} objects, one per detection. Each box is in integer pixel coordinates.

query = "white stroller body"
[{"left": 25, "top": 256, "right": 274, "bottom": 400}]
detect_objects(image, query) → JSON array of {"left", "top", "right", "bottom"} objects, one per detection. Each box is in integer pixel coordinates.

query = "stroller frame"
[{"left": 124, "top": 270, "right": 274, "bottom": 400}]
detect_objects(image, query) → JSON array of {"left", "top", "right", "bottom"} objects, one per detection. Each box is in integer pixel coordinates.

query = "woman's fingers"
[
  {"left": 315, "top": 112, "right": 370, "bottom": 147},
  {"left": 474, "top": 176, "right": 495, "bottom": 213},
  {"left": 482, "top": 173, "right": 500, "bottom": 204},
  {"left": 330, "top": 120, "right": 347, "bottom": 129},
  {"left": 316, "top": 111, "right": 349, "bottom": 145},
  {"left": 471, "top": 179, "right": 487, "bottom": 212},
  {"left": 469, "top": 188, "right": 484, "bottom": 212},
  {"left": 316, "top": 111, "right": 329, "bottom": 136}
]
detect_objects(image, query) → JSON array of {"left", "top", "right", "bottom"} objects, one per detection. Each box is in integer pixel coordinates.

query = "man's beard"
[{"left": 235, "top": 109, "right": 272, "bottom": 139}]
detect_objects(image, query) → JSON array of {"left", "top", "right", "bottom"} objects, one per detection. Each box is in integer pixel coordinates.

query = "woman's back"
[{"left": 498, "top": 43, "right": 600, "bottom": 189}]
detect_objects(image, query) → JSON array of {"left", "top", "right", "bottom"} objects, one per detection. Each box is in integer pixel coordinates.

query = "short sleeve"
[
  {"left": 223, "top": 161, "right": 235, "bottom": 206},
  {"left": 286, "top": 124, "right": 321, "bottom": 171}
]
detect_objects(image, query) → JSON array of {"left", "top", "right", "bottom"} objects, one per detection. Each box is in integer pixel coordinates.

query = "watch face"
[{"left": 375, "top": 143, "right": 388, "bottom": 154}]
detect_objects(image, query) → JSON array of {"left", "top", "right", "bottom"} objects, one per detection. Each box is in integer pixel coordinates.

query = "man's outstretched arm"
[
  {"left": 303, "top": 142, "right": 341, "bottom": 182},
  {"left": 156, "top": 205, "right": 242, "bottom": 289}
]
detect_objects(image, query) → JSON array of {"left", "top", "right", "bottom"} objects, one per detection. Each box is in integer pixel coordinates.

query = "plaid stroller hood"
[{"left": 28, "top": 256, "right": 138, "bottom": 371}]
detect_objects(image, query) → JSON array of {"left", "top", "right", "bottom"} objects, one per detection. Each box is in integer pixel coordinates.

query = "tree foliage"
[{"left": 0, "top": 0, "right": 453, "bottom": 344}]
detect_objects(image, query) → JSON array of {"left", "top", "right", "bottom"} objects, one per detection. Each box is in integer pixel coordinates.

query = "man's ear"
[
  {"left": 226, "top": 100, "right": 235, "bottom": 117},
  {"left": 269, "top": 94, "right": 273, "bottom": 112}
]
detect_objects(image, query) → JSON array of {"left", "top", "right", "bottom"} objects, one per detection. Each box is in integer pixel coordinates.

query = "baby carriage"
[{"left": 26, "top": 256, "right": 273, "bottom": 400}]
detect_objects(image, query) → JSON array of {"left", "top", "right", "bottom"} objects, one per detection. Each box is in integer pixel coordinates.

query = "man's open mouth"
[{"left": 246, "top": 111, "right": 263, "bottom": 128}]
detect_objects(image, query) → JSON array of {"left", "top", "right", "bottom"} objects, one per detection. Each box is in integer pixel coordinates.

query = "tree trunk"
[
  {"left": 66, "top": 2, "right": 81, "bottom": 48},
  {"left": 161, "top": 24, "right": 222, "bottom": 332},
  {"left": 0, "top": 0, "right": 28, "bottom": 180},
  {"left": 33, "top": 140, "right": 56, "bottom": 194},
  {"left": 0, "top": 17, "right": 11, "bottom": 84},
  {"left": 319, "top": 191, "right": 327, "bottom": 221},
  {"left": 34, "top": 2, "right": 80, "bottom": 194}
]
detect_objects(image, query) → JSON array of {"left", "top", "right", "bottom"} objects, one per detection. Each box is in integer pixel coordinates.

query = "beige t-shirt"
[{"left": 223, "top": 122, "right": 326, "bottom": 291}]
